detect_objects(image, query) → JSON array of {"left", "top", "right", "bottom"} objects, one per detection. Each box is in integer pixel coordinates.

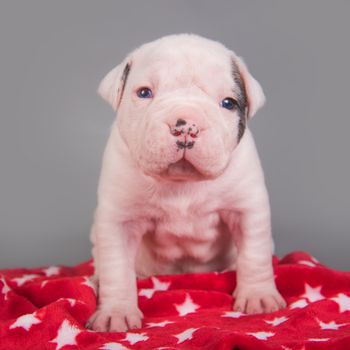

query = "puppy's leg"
[
  {"left": 87, "top": 220, "right": 143, "bottom": 332},
  {"left": 231, "top": 195, "right": 286, "bottom": 314}
]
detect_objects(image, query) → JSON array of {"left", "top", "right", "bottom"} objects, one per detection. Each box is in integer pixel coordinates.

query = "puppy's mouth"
[{"left": 161, "top": 158, "right": 204, "bottom": 181}]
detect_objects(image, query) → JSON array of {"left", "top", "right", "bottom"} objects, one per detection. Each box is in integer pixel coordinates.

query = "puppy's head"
[{"left": 98, "top": 34, "right": 265, "bottom": 181}]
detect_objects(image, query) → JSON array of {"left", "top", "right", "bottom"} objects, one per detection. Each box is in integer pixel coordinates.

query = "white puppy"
[{"left": 88, "top": 34, "right": 286, "bottom": 332}]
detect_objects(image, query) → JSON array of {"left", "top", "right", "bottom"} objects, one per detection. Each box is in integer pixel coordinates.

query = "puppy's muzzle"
[{"left": 171, "top": 118, "right": 200, "bottom": 150}]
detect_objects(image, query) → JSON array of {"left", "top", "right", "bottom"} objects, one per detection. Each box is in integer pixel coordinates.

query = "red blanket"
[{"left": 1, "top": 251, "right": 350, "bottom": 350}]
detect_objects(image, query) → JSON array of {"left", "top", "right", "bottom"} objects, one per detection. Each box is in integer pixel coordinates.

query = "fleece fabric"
[{"left": 0, "top": 251, "right": 350, "bottom": 350}]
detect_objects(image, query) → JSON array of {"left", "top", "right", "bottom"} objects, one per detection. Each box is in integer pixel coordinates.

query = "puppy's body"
[
  {"left": 88, "top": 34, "right": 285, "bottom": 332},
  {"left": 92, "top": 127, "right": 265, "bottom": 277}
]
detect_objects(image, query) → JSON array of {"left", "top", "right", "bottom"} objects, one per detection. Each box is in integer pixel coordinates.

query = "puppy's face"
[{"left": 99, "top": 35, "right": 265, "bottom": 181}]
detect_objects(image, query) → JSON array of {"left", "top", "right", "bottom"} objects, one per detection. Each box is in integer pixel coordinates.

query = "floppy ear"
[
  {"left": 234, "top": 56, "right": 266, "bottom": 119},
  {"left": 98, "top": 58, "right": 132, "bottom": 111}
]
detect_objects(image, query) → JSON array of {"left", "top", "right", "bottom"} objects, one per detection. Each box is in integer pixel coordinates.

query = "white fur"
[{"left": 88, "top": 34, "right": 285, "bottom": 332}]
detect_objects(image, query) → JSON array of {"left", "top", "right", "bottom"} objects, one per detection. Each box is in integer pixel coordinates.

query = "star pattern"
[
  {"left": 100, "top": 343, "right": 129, "bottom": 350},
  {"left": 309, "top": 338, "right": 329, "bottom": 342},
  {"left": 9, "top": 313, "right": 41, "bottom": 331},
  {"left": 12, "top": 274, "right": 40, "bottom": 287},
  {"left": 58, "top": 298, "right": 77, "bottom": 307},
  {"left": 122, "top": 332, "right": 149, "bottom": 345},
  {"left": 300, "top": 284, "right": 325, "bottom": 303},
  {"left": 175, "top": 294, "right": 199, "bottom": 316},
  {"left": 146, "top": 320, "right": 174, "bottom": 328},
  {"left": 42, "top": 266, "right": 60, "bottom": 277},
  {"left": 174, "top": 328, "right": 198, "bottom": 344},
  {"left": 282, "top": 346, "right": 305, "bottom": 350},
  {"left": 0, "top": 277, "right": 11, "bottom": 300},
  {"left": 49, "top": 320, "right": 81, "bottom": 350},
  {"left": 139, "top": 277, "right": 170, "bottom": 298},
  {"left": 247, "top": 331, "right": 275, "bottom": 340},
  {"left": 41, "top": 280, "right": 49, "bottom": 288},
  {"left": 265, "top": 316, "right": 288, "bottom": 326},
  {"left": 298, "top": 260, "right": 316, "bottom": 267},
  {"left": 331, "top": 293, "right": 350, "bottom": 312},
  {"left": 317, "top": 319, "right": 347, "bottom": 330},
  {"left": 81, "top": 276, "right": 97, "bottom": 294},
  {"left": 1, "top": 251, "right": 350, "bottom": 349},
  {"left": 222, "top": 311, "right": 244, "bottom": 318},
  {"left": 289, "top": 299, "right": 309, "bottom": 309},
  {"left": 310, "top": 256, "right": 319, "bottom": 263}
]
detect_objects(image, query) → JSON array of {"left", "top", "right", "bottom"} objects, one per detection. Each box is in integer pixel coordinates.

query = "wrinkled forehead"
[{"left": 132, "top": 43, "right": 234, "bottom": 93}]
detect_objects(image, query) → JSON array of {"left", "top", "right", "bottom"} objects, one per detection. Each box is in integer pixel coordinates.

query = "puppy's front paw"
[
  {"left": 233, "top": 284, "right": 286, "bottom": 314},
  {"left": 86, "top": 304, "right": 143, "bottom": 332}
]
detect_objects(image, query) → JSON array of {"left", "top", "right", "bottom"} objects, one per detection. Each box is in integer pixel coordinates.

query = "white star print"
[
  {"left": 49, "top": 319, "right": 81, "bottom": 350},
  {"left": 139, "top": 277, "right": 170, "bottom": 298},
  {"left": 100, "top": 343, "right": 129, "bottom": 350},
  {"left": 146, "top": 320, "right": 174, "bottom": 328},
  {"left": 317, "top": 318, "right": 347, "bottom": 330},
  {"left": 247, "top": 331, "right": 275, "bottom": 340},
  {"left": 289, "top": 299, "right": 308, "bottom": 309},
  {"left": 309, "top": 338, "right": 329, "bottom": 342},
  {"left": 175, "top": 294, "right": 199, "bottom": 316},
  {"left": 58, "top": 298, "right": 77, "bottom": 307},
  {"left": 265, "top": 316, "right": 288, "bottom": 326},
  {"left": 0, "top": 277, "right": 11, "bottom": 300},
  {"left": 222, "top": 311, "right": 244, "bottom": 318},
  {"left": 9, "top": 313, "right": 41, "bottom": 331},
  {"left": 122, "top": 332, "right": 149, "bottom": 345},
  {"left": 42, "top": 266, "right": 60, "bottom": 277},
  {"left": 12, "top": 274, "right": 40, "bottom": 287},
  {"left": 331, "top": 293, "right": 350, "bottom": 312},
  {"left": 300, "top": 284, "right": 324, "bottom": 303},
  {"left": 81, "top": 276, "right": 97, "bottom": 294},
  {"left": 298, "top": 260, "right": 316, "bottom": 267},
  {"left": 41, "top": 280, "right": 49, "bottom": 289},
  {"left": 310, "top": 255, "right": 319, "bottom": 263},
  {"left": 174, "top": 328, "right": 198, "bottom": 344}
]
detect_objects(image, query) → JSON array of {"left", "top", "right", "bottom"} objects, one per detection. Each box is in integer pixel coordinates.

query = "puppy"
[{"left": 88, "top": 34, "right": 286, "bottom": 332}]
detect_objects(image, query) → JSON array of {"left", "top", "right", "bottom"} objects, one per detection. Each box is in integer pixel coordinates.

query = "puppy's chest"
[
  {"left": 145, "top": 193, "right": 224, "bottom": 260},
  {"left": 155, "top": 208, "right": 220, "bottom": 241}
]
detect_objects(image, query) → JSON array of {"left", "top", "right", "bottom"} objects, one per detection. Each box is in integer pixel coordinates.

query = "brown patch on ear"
[
  {"left": 237, "top": 113, "right": 247, "bottom": 143},
  {"left": 118, "top": 62, "right": 131, "bottom": 107},
  {"left": 231, "top": 58, "right": 247, "bottom": 143}
]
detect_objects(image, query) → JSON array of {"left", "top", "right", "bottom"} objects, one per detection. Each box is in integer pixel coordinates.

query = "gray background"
[{"left": 0, "top": 1, "right": 349, "bottom": 270}]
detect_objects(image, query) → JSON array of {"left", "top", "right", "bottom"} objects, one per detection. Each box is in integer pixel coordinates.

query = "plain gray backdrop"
[{"left": 0, "top": 1, "right": 349, "bottom": 270}]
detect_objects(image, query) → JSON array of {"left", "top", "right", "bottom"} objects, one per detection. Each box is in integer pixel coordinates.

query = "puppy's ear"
[
  {"left": 233, "top": 56, "right": 266, "bottom": 119},
  {"left": 98, "top": 59, "right": 132, "bottom": 111}
]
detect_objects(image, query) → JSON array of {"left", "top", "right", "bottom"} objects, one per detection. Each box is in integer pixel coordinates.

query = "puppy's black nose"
[
  {"left": 176, "top": 118, "right": 187, "bottom": 127},
  {"left": 171, "top": 119, "right": 200, "bottom": 139}
]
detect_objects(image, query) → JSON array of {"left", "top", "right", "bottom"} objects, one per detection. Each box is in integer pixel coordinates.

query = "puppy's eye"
[
  {"left": 220, "top": 97, "right": 238, "bottom": 110},
  {"left": 136, "top": 87, "right": 153, "bottom": 99}
]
